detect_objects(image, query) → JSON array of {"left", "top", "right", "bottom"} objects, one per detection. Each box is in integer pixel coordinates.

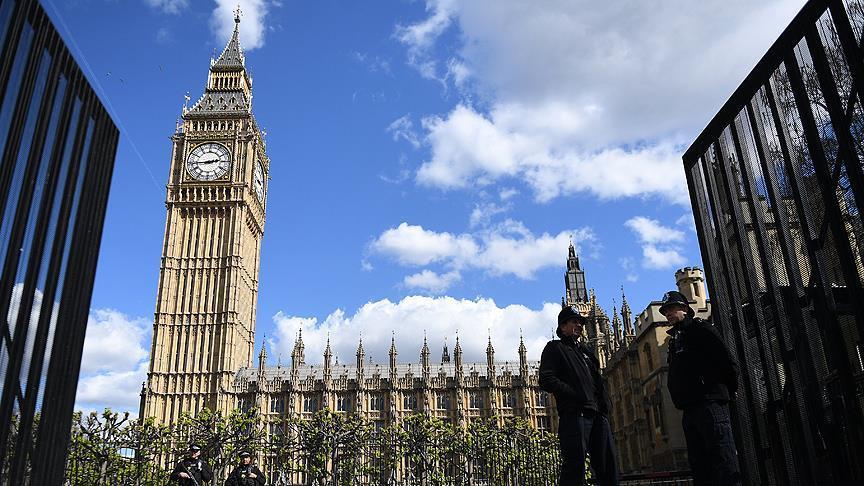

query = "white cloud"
[
  {"left": 643, "top": 245, "right": 686, "bottom": 270},
  {"left": 387, "top": 115, "right": 421, "bottom": 148},
  {"left": 369, "top": 220, "right": 595, "bottom": 281},
  {"left": 619, "top": 256, "right": 639, "bottom": 283},
  {"left": 398, "top": 0, "right": 804, "bottom": 204},
  {"left": 145, "top": 0, "right": 188, "bottom": 15},
  {"left": 469, "top": 202, "right": 509, "bottom": 228},
  {"left": 403, "top": 270, "right": 461, "bottom": 294},
  {"left": 498, "top": 187, "right": 518, "bottom": 200},
  {"left": 75, "top": 309, "right": 151, "bottom": 415},
  {"left": 80, "top": 309, "right": 150, "bottom": 374},
  {"left": 271, "top": 296, "right": 560, "bottom": 370},
  {"left": 75, "top": 362, "right": 149, "bottom": 416},
  {"left": 625, "top": 216, "right": 688, "bottom": 270},
  {"left": 417, "top": 105, "right": 692, "bottom": 204},
  {"left": 676, "top": 212, "right": 697, "bottom": 232},
  {"left": 370, "top": 222, "right": 478, "bottom": 267},
  {"left": 211, "top": 0, "right": 272, "bottom": 51},
  {"left": 624, "top": 216, "right": 685, "bottom": 245}
]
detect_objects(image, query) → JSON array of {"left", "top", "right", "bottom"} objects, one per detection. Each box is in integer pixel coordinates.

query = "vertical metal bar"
[
  {"left": 746, "top": 92, "right": 828, "bottom": 483},
  {"left": 827, "top": 0, "right": 864, "bottom": 187},
  {"left": 7, "top": 31, "right": 67, "bottom": 483},
  {"left": 785, "top": 46, "right": 864, "bottom": 484},
  {"left": 733, "top": 106, "right": 821, "bottom": 482},
  {"left": 687, "top": 146, "right": 770, "bottom": 484},
  {"left": 0, "top": 0, "right": 49, "bottom": 468},
  {"left": 806, "top": 21, "right": 864, "bottom": 341}
]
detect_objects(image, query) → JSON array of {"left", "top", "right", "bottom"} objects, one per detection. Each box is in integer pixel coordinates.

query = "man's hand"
[
  {"left": 179, "top": 472, "right": 190, "bottom": 479},
  {"left": 248, "top": 472, "right": 257, "bottom": 478}
]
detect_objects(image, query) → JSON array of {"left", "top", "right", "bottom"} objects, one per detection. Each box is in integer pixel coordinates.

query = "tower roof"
[
  {"left": 187, "top": 9, "right": 253, "bottom": 116},
  {"left": 212, "top": 11, "right": 246, "bottom": 70}
]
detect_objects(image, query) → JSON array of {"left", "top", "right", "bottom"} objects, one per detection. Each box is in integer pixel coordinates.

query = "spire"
[
  {"left": 621, "top": 286, "right": 634, "bottom": 340},
  {"left": 389, "top": 332, "right": 398, "bottom": 372},
  {"left": 421, "top": 332, "right": 430, "bottom": 380},
  {"left": 291, "top": 329, "right": 305, "bottom": 368},
  {"left": 486, "top": 331, "right": 496, "bottom": 379},
  {"left": 213, "top": 7, "right": 246, "bottom": 69},
  {"left": 441, "top": 336, "right": 451, "bottom": 364},
  {"left": 518, "top": 330, "right": 528, "bottom": 379},
  {"left": 355, "top": 335, "right": 365, "bottom": 383},
  {"left": 187, "top": 6, "right": 252, "bottom": 116},
  {"left": 454, "top": 334, "right": 463, "bottom": 370},
  {"left": 258, "top": 336, "right": 267, "bottom": 370},
  {"left": 564, "top": 242, "right": 588, "bottom": 303},
  {"left": 518, "top": 331, "right": 527, "bottom": 356},
  {"left": 324, "top": 335, "right": 332, "bottom": 365},
  {"left": 612, "top": 306, "right": 623, "bottom": 348}
]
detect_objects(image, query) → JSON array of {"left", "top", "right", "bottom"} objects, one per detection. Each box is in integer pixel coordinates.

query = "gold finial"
[{"left": 234, "top": 4, "right": 242, "bottom": 24}]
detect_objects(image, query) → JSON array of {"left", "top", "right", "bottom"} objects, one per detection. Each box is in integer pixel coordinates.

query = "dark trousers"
[
  {"left": 557, "top": 412, "right": 619, "bottom": 486},
  {"left": 682, "top": 401, "right": 742, "bottom": 486}
]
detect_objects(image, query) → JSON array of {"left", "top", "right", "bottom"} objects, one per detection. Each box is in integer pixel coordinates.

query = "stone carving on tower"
[{"left": 141, "top": 11, "right": 270, "bottom": 424}]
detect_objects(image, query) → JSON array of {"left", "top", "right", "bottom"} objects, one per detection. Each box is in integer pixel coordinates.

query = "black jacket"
[
  {"left": 539, "top": 338, "right": 611, "bottom": 416},
  {"left": 667, "top": 316, "right": 739, "bottom": 410},
  {"left": 226, "top": 463, "right": 266, "bottom": 486},
  {"left": 170, "top": 457, "right": 213, "bottom": 485}
]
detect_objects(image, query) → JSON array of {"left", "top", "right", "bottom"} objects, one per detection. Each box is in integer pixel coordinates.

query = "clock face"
[
  {"left": 187, "top": 143, "right": 231, "bottom": 181},
  {"left": 253, "top": 161, "right": 265, "bottom": 202}
]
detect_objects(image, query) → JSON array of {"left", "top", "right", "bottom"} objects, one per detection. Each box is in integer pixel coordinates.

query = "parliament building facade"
[{"left": 138, "top": 14, "right": 635, "bottom": 439}]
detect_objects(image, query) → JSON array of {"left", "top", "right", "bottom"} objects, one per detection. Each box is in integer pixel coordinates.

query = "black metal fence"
[
  {"left": 52, "top": 409, "right": 691, "bottom": 486},
  {"left": 0, "top": 0, "right": 119, "bottom": 484},
  {"left": 683, "top": 0, "right": 864, "bottom": 484}
]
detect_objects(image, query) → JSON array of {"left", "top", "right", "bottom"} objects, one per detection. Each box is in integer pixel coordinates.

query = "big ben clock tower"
[{"left": 141, "top": 11, "right": 269, "bottom": 424}]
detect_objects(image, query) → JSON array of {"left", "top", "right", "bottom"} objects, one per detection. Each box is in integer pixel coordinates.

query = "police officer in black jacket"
[
  {"left": 661, "top": 290, "right": 741, "bottom": 485},
  {"left": 226, "top": 451, "right": 266, "bottom": 486},
  {"left": 540, "top": 305, "right": 619, "bottom": 486},
  {"left": 170, "top": 443, "right": 213, "bottom": 485}
]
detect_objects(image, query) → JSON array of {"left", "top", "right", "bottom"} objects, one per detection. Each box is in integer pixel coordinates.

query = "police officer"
[
  {"left": 661, "top": 290, "right": 741, "bottom": 485},
  {"left": 539, "top": 305, "right": 619, "bottom": 486},
  {"left": 226, "top": 451, "right": 266, "bottom": 486},
  {"left": 170, "top": 443, "right": 213, "bottom": 485}
]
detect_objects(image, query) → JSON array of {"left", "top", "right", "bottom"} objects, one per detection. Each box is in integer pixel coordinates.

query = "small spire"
[
  {"left": 234, "top": 4, "right": 242, "bottom": 25},
  {"left": 258, "top": 334, "right": 267, "bottom": 360}
]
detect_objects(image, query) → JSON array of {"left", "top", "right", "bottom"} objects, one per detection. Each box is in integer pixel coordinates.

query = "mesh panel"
[{"left": 683, "top": 1, "right": 864, "bottom": 483}]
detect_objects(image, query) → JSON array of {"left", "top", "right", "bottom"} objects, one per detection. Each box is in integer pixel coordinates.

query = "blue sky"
[{"left": 48, "top": 0, "right": 806, "bottom": 414}]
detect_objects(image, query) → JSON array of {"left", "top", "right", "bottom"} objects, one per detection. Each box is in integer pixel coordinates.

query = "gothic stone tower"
[{"left": 142, "top": 13, "right": 269, "bottom": 424}]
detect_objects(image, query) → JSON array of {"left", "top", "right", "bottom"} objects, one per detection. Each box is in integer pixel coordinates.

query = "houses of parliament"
[{"left": 138, "top": 16, "right": 705, "bottom": 463}]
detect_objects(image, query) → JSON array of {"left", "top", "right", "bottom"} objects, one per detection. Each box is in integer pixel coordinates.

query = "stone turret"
[
  {"left": 421, "top": 334, "right": 430, "bottom": 381},
  {"left": 389, "top": 333, "right": 398, "bottom": 376},
  {"left": 518, "top": 332, "right": 528, "bottom": 380},
  {"left": 676, "top": 267, "right": 707, "bottom": 311},
  {"left": 323, "top": 336, "right": 332, "bottom": 382},
  {"left": 355, "top": 336, "right": 365, "bottom": 385},
  {"left": 486, "top": 334, "right": 496, "bottom": 380},
  {"left": 621, "top": 289, "right": 635, "bottom": 345},
  {"left": 258, "top": 338, "right": 267, "bottom": 384},
  {"left": 454, "top": 335, "right": 464, "bottom": 380}
]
